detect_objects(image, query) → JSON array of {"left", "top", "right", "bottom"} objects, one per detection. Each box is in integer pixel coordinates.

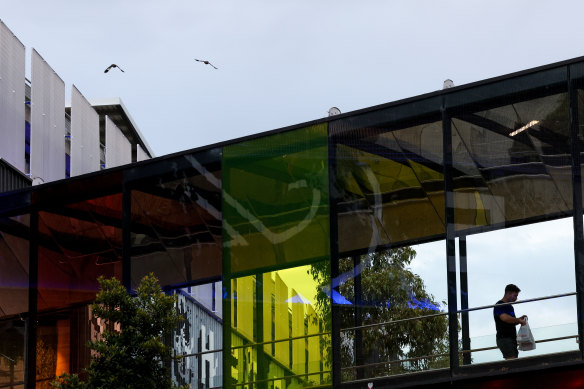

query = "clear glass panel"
[
  {"left": 36, "top": 195, "right": 123, "bottom": 385},
  {"left": 334, "top": 119, "right": 445, "bottom": 254},
  {"left": 461, "top": 219, "right": 577, "bottom": 365},
  {"left": 0, "top": 214, "right": 29, "bottom": 389},
  {"left": 222, "top": 124, "right": 329, "bottom": 276},
  {"left": 172, "top": 282, "right": 223, "bottom": 388},
  {"left": 130, "top": 150, "right": 222, "bottom": 289},
  {"left": 229, "top": 263, "right": 331, "bottom": 388},
  {"left": 578, "top": 88, "right": 584, "bottom": 205},
  {"left": 0, "top": 214, "right": 29, "bottom": 319},
  {"left": 38, "top": 195, "right": 123, "bottom": 312},
  {"left": 452, "top": 92, "right": 572, "bottom": 231},
  {"left": 0, "top": 320, "right": 26, "bottom": 388},
  {"left": 339, "top": 243, "right": 449, "bottom": 381},
  {"left": 36, "top": 305, "right": 94, "bottom": 389}
]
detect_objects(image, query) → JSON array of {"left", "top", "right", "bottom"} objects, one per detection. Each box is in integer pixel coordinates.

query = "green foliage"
[
  {"left": 310, "top": 247, "right": 451, "bottom": 379},
  {"left": 52, "top": 274, "right": 186, "bottom": 389}
]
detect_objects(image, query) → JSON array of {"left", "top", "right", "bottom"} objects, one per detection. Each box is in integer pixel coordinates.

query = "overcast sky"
[
  {"left": 3, "top": 0, "right": 583, "bottom": 361},
  {"left": 3, "top": 1, "right": 584, "bottom": 156}
]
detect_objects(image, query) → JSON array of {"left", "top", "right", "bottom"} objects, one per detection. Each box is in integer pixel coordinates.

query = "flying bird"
[
  {"left": 104, "top": 64, "right": 125, "bottom": 73},
  {"left": 195, "top": 59, "right": 218, "bottom": 69}
]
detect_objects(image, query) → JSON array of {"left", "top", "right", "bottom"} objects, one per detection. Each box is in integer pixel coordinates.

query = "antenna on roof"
[
  {"left": 443, "top": 79, "right": 454, "bottom": 89},
  {"left": 328, "top": 107, "right": 341, "bottom": 117}
]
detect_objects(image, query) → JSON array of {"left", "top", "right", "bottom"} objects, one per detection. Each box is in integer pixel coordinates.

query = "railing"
[
  {"left": 176, "top": 293, "right": 578, "bottom": 386},
  {"left": 340, "top": 292, "right": 578, "bottom": 374}
]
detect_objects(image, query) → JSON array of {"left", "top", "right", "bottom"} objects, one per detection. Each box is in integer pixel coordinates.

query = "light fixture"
[{"left": 509, "top": 120, "right": 539, "bottom": 137}]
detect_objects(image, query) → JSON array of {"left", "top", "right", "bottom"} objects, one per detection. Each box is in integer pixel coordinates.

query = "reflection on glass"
[
  {"left": 229, "top": 264, "right": 331, "bottom": 388},
  {"left": 335, "top": 121, "right": 445, "bottom": 254},
  {"left": 36, "top": 304, "right": 96, "bottom": 389},
  {"left": 452, "top": 92, "right": 572, "bottom": 231},
  {"left": 577, "top": 89, "right": 584, "bottom": 205},
  {"left": 222, "top": 124, "right": 329, "bottom": 275},
  {"left": 35, "top": 195, "right": 123, "bottom": 385},
  {"left": 0, "top": 214, "right": 29, "bottom": 319},
  {"left": 172, "top": 282, "right": 223, "bottom": 388},
  {"left": 339, "top": 246, "right": 449, "bottom": 381},
  {"left": 0, "top": 320, "right": 25, "bottom": 388},
  {"left": 38, "top": 200, "right": 122, "bottom": 312},
  {"left": 130, "top": 152, "right": 222, "bottom": 289},
  {"left": 462, "top": 219, "right": 576, "bottom": 365},
  {"left": 0, "top": 214, "right": 29, "bottom": 388}
]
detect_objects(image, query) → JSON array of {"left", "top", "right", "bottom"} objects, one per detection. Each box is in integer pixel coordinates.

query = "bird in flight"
[
  {"left": 195, "top": 59, "right": 218, "bottom": 69},
  {"left": 104, "top": 64, "right": 125, "bottom": 73}
]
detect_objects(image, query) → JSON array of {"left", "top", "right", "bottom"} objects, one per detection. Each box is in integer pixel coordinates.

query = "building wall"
[{"left": 0, "top": 20, "right": 25, "bottom": 173}]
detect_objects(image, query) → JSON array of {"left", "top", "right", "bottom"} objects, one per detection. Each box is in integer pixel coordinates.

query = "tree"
[
  {"left": 310, "top": 247, "right": 451, "bottom": 380},
  {"left": 52, "top": 274, "right": 185, "bottom": 389}
]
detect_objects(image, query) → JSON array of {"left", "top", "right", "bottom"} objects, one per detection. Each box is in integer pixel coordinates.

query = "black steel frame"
[{"left": 3, "top": 56, "right": 584, "bottom": 388}]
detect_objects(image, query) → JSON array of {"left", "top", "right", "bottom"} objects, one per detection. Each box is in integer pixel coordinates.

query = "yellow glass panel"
[{"left": 230, "top": 264, "right": 331, "bottom": 388}]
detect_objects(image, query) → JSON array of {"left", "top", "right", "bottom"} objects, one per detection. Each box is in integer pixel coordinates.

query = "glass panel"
[
  {"left": 228, "top": 263, "right": 331, "bottom": 388},
  {"left": 452, "top": 91, "right": 572, "bottom": 231},
  {"left": 222, "top": 124, "right": 329, "bottom": 276},
  {"left": 172, "top": 282, "right": 223, "bottom": 388},
  {"left": 339, "top": 243, "right": 449, "bottom": 381},
  {"left": 36, "top": 305, "right": 94, "bottom": 389},
  {"left": 460, "top": 220, "right": 577, "bottom": 366},
  {"left": 0, "top": 213, "right": 29, "bottom": 388},
  {"left": 36, "top": 195, "right": 123, "bottom": 385},
  {"left": 0, "top": 214, "right": 29, "bottom": 318},
  {"left": 334, "top": 119, "right": 445, "bottom": 254},
  {"left": 577, "top": 87, "right": 584, "bottom": 205},
  {"left": 38, "top": 195, "right": 123, "bottom": 312},
  {"left": 0, "top": 320, "right": 25, "bottom": 388},
  {"left": 130, "top": 150, "right": 222, "bottom": 289}
]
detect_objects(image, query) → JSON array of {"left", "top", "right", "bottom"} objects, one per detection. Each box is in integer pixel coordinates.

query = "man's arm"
[{"left": 499, "top": 313, "right": 526, "bottom": 326}]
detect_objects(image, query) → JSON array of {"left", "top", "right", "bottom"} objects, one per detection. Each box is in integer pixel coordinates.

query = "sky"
[
  {"left": 2, "top": 0, "right": 584, "bottom": 361},
  {"left": 3, "top": 1, "right": 584, "bottom": 157}
]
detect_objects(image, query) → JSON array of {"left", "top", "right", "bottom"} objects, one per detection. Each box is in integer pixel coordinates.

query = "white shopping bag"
[{"left": 517, "top": 318, "right": 536, "bottom": 351}]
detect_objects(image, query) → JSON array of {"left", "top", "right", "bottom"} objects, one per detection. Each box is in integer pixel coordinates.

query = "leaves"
[
  {"left": 310, "top": 247, "right": 450, "bottom": 378},
  {"left": 52, "top": 274, "right": 186, "bottom": 389}
]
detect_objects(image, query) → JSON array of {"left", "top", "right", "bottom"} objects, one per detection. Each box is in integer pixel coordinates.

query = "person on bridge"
[{"left": 493, "top": 284, "right": 527, "bottom": 359}]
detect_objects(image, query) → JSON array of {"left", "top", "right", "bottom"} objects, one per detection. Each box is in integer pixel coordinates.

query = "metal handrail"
[
  {"left": 181, "top": 293, "right": 576, "bottom": 358},
  {"left": 231, "top": 331, "right": 331, "bottom": 351},
  {"left": 181, "top": 331, "right": 332, "bottom": 358},
  {"left": 232, "top": 369, "right": 332, "bottom": 387},
  {"left": 341, "top": 292, "right": 576, "bottom": 332},
  {"left": 0, "top": 353, "right": 14, "bottom": 363},
  {"left": 181, "top": 348, "right": 222, "bottom": 358},
  {"left": 341, "top": 334, "right": 579, "bottom": 371}
]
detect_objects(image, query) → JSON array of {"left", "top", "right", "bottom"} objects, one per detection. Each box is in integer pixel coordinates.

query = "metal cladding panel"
[
  {"left": 30, "top": 49, "right": 66, "bottom": 183},
  {"left": 0, "top": 158, "right": 30, "bottom": 192},
  {"left": 105, "top": 115, "right": 131, "bottom": 168},
  {"left": 0, "top": 20, "right": 26, "bottom": 172},
  {"left": 70, "top": 85, "right": 100, "bottom": 176},
  {"left": 136, "top": 144, "right": 150, "bottom": 162}
]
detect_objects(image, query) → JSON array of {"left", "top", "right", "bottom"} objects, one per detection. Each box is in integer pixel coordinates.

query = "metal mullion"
[
  {"left": 24, "top": 210, "right": 38, "bottom": 389},
  {"left": 459, "top": 236, "right": 471, "bottom": 365},
  {"left": 442, "top": 100, "right": 459, "bottom": 371},
  {"left": 122, "top": 183, "right": 132, "bottom": 292},
  {"left": 328, "top": 125, "right": 341, "bottom": 386}
]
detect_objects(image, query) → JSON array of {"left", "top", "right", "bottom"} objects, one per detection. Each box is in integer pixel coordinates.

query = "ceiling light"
[{"left": 509, "top": 120, "right": 539, "bottom": 137}]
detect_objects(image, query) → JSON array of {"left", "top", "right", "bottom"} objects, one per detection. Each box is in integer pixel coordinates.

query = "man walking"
[{"left": 493, "top": 284, "right": 527, "bottom": 359}]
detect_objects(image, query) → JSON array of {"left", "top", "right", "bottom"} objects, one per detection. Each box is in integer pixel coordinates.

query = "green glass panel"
[
  {"left": 223, "top": 124, "right": 329, "bottom": 275},
  {"left": 229, "top": 263, "right": 331, "bottom": 388}
]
